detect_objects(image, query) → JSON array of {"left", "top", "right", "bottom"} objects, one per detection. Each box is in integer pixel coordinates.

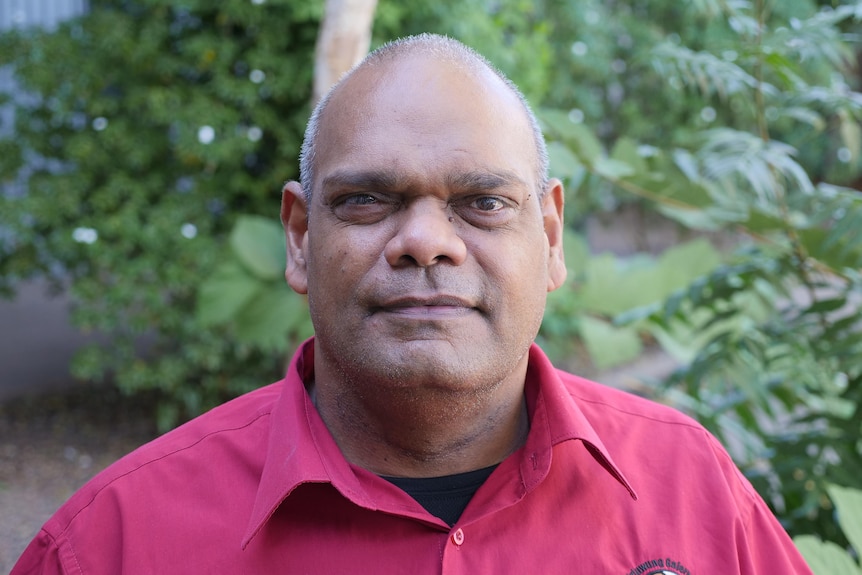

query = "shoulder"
[
  {"left": 556, "top": 368, "right": 703, "bottom": 429},
  {"left": 44, "top": 381, "right": 283, "bottom": 534},
  {"left": 108, "top": 380, "right": 281, "bottom": 468},
  {"left": 555, "top": 368, "right": 762, "bottom": 504},
  {"left": 14, "top": 382, "right": 286, "bottom": 573}
]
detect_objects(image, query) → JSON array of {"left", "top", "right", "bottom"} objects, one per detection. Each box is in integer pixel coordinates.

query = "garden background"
[{"left": 2, "top": 0, "right": 862, "bottom": 571}]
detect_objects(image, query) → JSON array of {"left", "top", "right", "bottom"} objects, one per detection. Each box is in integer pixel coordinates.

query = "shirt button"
[{"left": 452, "top": 528, "right": 465, "bottom": 546}]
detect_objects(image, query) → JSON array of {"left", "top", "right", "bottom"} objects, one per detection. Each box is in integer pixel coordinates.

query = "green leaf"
[
  {"left": 839, "top": 111, "right": 861, "bottom": 163},
  {"left": 229, "top": 215, "right": 286, "bottom": 280},
  {"left": 234, "top": 284, "right": 309, "bottom": 352},
  {"left": 610, "top": 137, "right": 648, "bottom": 174},
  {"left": 779, "top": 107, "right": 825, "bottom": 131},
  {"left": 580, "top": 239, "right": 722, "bottom": 316},
  {"left": 799, "top": 228, "right": 862, "bottom": 271},
  {"left": 828, "top": 485, "right": 862, "bottom": 559},
  {"left": 654, "top": 238, "right": 722, "bottom": 295},
  {"left": 579, "top": 315, "right": 643, "bottom": 370},
  {"left": 793, "top": 535, "right": 862, "bottom": 575},
  {"left": 547, "top": 141, "right": 586, "bottom": 189},
  {"left": 562, "top": 230, "right": 590, "bottom": 278},
  {"left": 593, "top": 157, "right": 635, "bottom": 180},
  {"left": 744, "top": 209, "right": 791, "bottom": 234},
  {"left": 196, "top": 260, "right": 263, "bottom": 327},
  {"left": 537, "top": 108, "right": 604, "bottom": 164}
]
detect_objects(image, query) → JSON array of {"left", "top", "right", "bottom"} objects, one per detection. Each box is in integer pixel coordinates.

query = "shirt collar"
[
  {"left": 520, "top": 344, "right": 637, "bottom": 501},
  {"left": 242, "top": 339, "right": 637, "bottom": 547}
]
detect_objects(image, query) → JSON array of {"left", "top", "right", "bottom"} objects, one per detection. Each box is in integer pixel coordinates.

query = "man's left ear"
[{"left": 541, "top": 178, "right": 567, "bottom": 292}]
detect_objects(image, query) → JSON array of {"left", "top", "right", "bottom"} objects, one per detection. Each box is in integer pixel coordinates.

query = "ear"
[
  {"left": 541, "top": 178, "right": 567, "bottom": 292},
  {"left": 281, "top": 181, "right": 309, "bottom": 295}
]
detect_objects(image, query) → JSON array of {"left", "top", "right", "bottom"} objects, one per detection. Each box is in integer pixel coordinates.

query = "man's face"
[{"left": 286, "top": 55, "right": 566, "bottom": 397}]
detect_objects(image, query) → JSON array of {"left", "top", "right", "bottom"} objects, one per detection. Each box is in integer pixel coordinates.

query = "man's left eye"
[
  {"left": 343, "top": 193, "right": 378, "bottom": 206},
  {"left": 472, "top": 197, "right": 504, "bottom": 211}
]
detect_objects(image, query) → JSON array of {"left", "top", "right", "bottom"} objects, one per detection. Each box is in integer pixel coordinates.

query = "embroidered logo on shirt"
[{"left": 626, "top": 557, "right": 693, "bottom": 575}]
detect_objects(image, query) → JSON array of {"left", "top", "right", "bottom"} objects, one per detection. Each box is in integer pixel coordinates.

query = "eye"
[
  {"left": 342, "top": 193, "right": 377, "bottom": 206},
  {"left": 453, "top": 195, "right": 516, "bottom": 229},
  {"left": 330, "top": 192, "right": 395, "bottom": 223},
  {"left": 472, "top": 196, "right": 505, "bottom": 211}
]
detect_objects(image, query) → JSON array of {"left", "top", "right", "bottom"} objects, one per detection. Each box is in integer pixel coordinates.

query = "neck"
[{"left": 310, "top": 366, "right": 530, "bottom": 478}]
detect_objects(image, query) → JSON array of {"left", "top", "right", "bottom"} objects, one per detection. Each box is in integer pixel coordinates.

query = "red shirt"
[{"left": 13, "top": 340, "right": 811, "bottom": 574}]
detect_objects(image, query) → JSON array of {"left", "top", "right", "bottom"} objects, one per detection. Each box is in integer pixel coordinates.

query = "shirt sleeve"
[
  {"left": 736, "top": 495, "right": 814, "bottom": 575},
  {"left": 707, "top": 429, "right": 814, "bottom": 575},
  {"left": 11, "top": 529, "right": 71, "bottom": 575}
]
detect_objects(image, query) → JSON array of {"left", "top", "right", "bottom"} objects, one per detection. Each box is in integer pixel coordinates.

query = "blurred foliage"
[
  {"left": 2, "top": 0, "right": 862, "bottom": 551},
  {"left": 796, "top": 485, "right": 862, "bottom": 573},
  {"left": 196, "top": 215, "right": 313, "bottom": 352},
  {"left": 541, "top": 0, "right": 862, "bottom": 544},
  {"left": 0, "top": 0, "right": 321, "bottom": 428},
  {"left": 541, "top": 234, "right": 723, "bottom": 369}
]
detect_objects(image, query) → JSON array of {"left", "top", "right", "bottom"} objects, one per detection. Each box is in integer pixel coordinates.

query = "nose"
[{"left": 384, "top": 200, "right": 468, "bottom": 267}]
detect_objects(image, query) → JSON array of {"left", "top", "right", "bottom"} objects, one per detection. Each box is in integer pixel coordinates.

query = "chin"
[{"left": 363, "top": 342, "right": 517, "bottom": 393}]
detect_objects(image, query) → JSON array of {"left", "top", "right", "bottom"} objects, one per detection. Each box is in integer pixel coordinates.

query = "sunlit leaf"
[
  {"left": 234, "top": 284, "right": 309, "bottom": 352},
  {"left": 547, "top": 141, "right": 586, "bottom": 189},
  {"left": 196, "top": 260, "right": 263, "bottom": 326},
  {"left": 828, "top": 485, "right": 862, "bottom": 559},
  {"left": 229, "top": 215, "right": 286, "bottom": 281},
  {"left": 593, "top": 157, "right": 635, "bottom": 180},
  {"left": 579, "top": 315, "right": 643, "bottom": 370}
]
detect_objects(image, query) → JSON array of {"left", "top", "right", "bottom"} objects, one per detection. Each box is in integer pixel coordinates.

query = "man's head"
[
  {"left": 281, "top": 33, "right": 566, "bottom": 410},
  {"left": 299, "top": 34, "right": 550, "bottom": 204}
]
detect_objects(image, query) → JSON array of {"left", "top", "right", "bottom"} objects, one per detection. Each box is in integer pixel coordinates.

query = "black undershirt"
[{"left": 381, "top": 464, "right": 499, "bottom": 526}]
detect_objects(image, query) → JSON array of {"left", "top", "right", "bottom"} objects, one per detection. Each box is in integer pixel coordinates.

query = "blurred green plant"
[
  {"left": 549, "top": 0, "right": 862, "bottom": 542},
  {"left": 196, "top": 215, "right": 312, "bottom": 354},
  {"left": 2, "top": 0, "right": 862, "bottom": 552},
  {"left": 795, "top": 485, "right": 862, "bottom": 574},
  {"left": 540, "top": 233, "right": 723, "bottom": 370},
  {"left": 0, "top": 0, "right": 320, "bottom": 428}
]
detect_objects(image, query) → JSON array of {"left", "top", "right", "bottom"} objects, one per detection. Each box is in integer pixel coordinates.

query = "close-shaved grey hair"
[{"left": 297, "top": 33, "right": 550, "bottom": 203}]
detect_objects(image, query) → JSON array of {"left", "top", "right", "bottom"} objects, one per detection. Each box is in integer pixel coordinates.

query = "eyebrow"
[
  {"left": 321, "top": 170, "right": 400, "bottom": 192},
  {"left": 446, "top": 170, "right": 525, "bottom": 192},
  {"left": 320, "top": 169, "right": 525, "bottom": 194}
]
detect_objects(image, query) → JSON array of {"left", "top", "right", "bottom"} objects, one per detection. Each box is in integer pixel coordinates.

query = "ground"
[{"left": 0, "top": 385, "right": 158, "bottom": 572}]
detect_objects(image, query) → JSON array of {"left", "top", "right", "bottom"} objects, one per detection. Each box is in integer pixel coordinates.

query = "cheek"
[
  {"left": 477, "top": 239, "right": 548, "bottom": 311},
  {"left": 487, "top": 232, "right": 547, "bottom": 280},
  {"left": 307, "top": 229, "right": 382, "bottom": 292}
]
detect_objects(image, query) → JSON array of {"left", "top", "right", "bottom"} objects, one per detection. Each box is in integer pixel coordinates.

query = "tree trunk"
[{"left": 313, "top": 0, "right": 379, "bottom": 104}]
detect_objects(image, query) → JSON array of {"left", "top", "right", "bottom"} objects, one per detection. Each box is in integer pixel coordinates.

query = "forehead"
[{"left": 314, "top": 54, "right": 535, "bottom": 188}]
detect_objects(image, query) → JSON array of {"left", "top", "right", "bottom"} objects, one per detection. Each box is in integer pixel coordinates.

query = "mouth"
[{"left": 371, "top": 294, "right": 477, "bottom": 318}]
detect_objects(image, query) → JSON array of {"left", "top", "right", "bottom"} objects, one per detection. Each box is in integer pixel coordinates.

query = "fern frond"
[
  {"left": 697, "top": 129, "right": 814, "bottom": 207},
  {"left": 651, "top": 43, "right": 777, "bottom": 100},
  {"left": 688, "top": 0, "right": 753, "bottom": 19},
  {"left": 768, "top": 8, "right": 860, "bottom": 68},
  {"left": 789, "top": 81, "right": 862, "bottom": 119}
]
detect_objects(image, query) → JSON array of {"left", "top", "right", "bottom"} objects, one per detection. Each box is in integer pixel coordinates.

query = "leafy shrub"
[
  {"left": 0, "top": 0, "right": 320, "bottom": 429},
  {"left": 795, "top": 485, "right": 862, "bottom": 574},
  {"left": 196, "top": 215, "right": 312, "bottom": 355},
  {"left": 3, "top": 0, "right": 862, "bottom": 553},
  {"left": 552, "top": 0, "right": 862, "bottom": 541}
]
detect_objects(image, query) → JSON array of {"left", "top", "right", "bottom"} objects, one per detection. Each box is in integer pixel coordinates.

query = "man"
[{"left": 14, "top": 34, "right": 811, "bottom": 574}]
